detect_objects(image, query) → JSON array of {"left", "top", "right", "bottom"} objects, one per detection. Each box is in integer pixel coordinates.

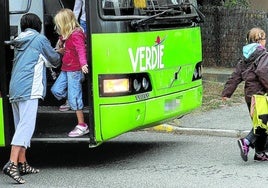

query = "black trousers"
[{"left": 246, "top": 102, "right": 267, "bottom": 153}]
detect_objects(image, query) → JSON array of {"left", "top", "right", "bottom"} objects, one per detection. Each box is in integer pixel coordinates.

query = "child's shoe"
[
  {"left": 254, "top": 152, "right": 268, "bottom": 161},
  {"left": 2, "top": 160, "right": 25, "bottom": 184},
  {"left": 237, "top": 138, "right": 249, "bottom": 161},
  {"left": 59, "top": 100, "right": 71, "bottom": 111},
  {"left": 68, "top": 124, "right": 89, "bottom": 137}
]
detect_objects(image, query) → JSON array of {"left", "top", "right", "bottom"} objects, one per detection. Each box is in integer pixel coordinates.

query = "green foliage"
[{"left": 224, "top": 0, "right": 250, "bottom": 8}]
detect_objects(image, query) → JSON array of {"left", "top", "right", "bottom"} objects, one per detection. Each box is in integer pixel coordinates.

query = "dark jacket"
[{"left": 222, "top": 45, "right": 268, "bottom": 104}]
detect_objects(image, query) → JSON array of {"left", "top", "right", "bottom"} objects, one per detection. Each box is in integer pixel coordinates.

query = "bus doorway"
[{"left": 1, "top": 0, "right": 92, "bottom": 145}]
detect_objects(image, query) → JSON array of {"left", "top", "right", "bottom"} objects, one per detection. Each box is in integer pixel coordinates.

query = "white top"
[{"left": 73, "top": 0, "right": 86, "bottom": 21}]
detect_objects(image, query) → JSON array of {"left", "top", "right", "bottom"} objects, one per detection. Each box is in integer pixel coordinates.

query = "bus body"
[{"left": 0, "top": 0, "right": 203, "bottom": 147}]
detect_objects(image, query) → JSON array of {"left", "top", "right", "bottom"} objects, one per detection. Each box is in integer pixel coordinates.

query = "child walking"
[
  {"left": 222, "top": 27, "right": 268, "bottom": 161},
  {"left": 51, "top": 8, "right": 89, "bottom": 137}
]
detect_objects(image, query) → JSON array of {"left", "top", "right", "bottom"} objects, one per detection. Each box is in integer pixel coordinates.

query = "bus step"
[
  {"left": 38, "top": 106, "right": 89, "bottom": 113},
  {"left": 36, "top": 106, "right": 90, "bottom": 135},
  {"left": 31, "top": 133, "right": 90, "bottom": 143}
]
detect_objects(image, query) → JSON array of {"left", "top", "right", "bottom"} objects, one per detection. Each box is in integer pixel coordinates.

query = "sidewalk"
[
  {"left": 153, "top": 104, "right": 251, "bottom": 138},
  {"left": 150, "top": 67, "right": 252, "bottom": 138}
]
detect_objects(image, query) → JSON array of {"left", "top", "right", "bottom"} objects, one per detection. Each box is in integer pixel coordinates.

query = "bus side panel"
[
  {"left": 144, "top": 85, "right": 202, "bottom": 124},
  {"left": 100, "top": 101, "right": 145, "bottom": 140},
  {"left": 99, "top": 85, "right": 202, "bottom": 142},
  {"left": 0, "top": 98, "right": 5, "bottom": 146}
]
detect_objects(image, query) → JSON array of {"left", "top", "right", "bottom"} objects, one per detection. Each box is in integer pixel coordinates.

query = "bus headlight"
[
  {"left": 99, "top": 73, "right": 152, "bottom": 97},
  {"left": 103, "top": 78, "right": 129, "bottom": 94}
]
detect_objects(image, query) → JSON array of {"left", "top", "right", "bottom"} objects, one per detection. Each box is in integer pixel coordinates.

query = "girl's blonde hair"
[
  {"left": 54, "top": 8, "right": 81, "bottom": 39},
  {"left": 246, "top": 27, "right": 266, "bottom": 44}
]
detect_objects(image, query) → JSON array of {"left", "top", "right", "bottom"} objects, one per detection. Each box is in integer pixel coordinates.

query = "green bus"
[{"left": 0, "top": 0, "right": 203, "bottom": 147}]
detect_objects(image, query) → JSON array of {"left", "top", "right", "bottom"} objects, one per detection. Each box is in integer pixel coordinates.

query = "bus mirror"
[{"left": 134, "top": 0, "right": 146, "bottom": 8}]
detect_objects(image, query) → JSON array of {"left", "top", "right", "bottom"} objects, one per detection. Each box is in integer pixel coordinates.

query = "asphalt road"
[{"left": 1, "top": 131, "right": 268, "bottom": 188}]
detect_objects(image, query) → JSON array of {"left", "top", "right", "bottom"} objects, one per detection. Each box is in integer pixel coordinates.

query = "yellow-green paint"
[
  {"left": 0, "top": 98, "right": 5, "bottom": 146},
  {"left": 91, "top": 27, "right": 202, "bottom": 143}
]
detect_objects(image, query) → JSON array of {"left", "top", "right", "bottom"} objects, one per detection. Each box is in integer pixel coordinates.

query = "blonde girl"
[{"left": 51, "top": 8, "right": 89, "bottom": 137}]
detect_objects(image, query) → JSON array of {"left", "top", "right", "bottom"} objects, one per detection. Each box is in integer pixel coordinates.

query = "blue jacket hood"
[
  {"left": 13, "top": 29, "right": 38, "bottom": 51},
  {"left": 243, "top": 43, "right": 261, "bottom": 59}
]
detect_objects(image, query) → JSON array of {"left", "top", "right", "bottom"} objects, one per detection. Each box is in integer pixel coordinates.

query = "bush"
[{"left": 223, "top": 0, "right": 250, "bottom": 8}]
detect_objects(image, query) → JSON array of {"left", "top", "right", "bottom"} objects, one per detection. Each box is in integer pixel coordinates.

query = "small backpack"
[{"left": 251, "top": 94, "right": 268, "bottom": 133}]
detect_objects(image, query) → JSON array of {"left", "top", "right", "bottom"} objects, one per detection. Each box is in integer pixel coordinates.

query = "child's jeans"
[{"left": 51, "top": 71, "right": 84, "bottom": 110}]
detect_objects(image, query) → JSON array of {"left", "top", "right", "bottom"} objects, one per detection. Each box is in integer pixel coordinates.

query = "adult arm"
[{"left": 73, "top": 30, "right": 88, "bottom": 73}]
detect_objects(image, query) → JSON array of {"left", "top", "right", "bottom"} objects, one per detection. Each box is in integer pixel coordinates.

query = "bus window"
[
  {"left": 102, "top": 0, "right": 134, "bottom": 15},
  {"left": 9, "top": 0, "right": 30, "bottom": 13},
  {"left": 9, "top": 0, "right": 30, "bottom": 37},
  {"left": 9, "top": 0, "right": 44, "bottom": 37},
  {"left": 101, "top": 0, "right": 196, "bottom": 16},
  {"left": 99, "top": 0, "right": 204, "bottom": 32}
]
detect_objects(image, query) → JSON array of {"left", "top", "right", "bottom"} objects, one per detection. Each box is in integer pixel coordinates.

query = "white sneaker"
[
  {"left": 68, "top": 124, "right": 89, "bottom": 137},
  {"left": 59, "top": 101, "right": 71, "bottom": 112}
]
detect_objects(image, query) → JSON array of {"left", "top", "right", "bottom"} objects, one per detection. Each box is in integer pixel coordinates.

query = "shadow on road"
[{"left": 0, "top": 139, "right": 184, "bottom": 168}]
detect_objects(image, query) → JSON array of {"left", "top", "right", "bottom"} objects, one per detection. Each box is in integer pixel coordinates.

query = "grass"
[
  {"left": 199, "top": 80, "right": 245, "bottom": 112},
  {"left": 168, "top": 79, "right": 245, "bottom": 126}
]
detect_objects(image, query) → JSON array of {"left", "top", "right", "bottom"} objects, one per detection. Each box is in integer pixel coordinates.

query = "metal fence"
[{"left": 200, "top": 6, "right": 268, "bottom": 67}]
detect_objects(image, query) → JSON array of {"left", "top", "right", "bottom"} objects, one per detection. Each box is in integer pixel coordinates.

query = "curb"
[{"left": 146, "top": 124, "right": 250, "bottom": 138}]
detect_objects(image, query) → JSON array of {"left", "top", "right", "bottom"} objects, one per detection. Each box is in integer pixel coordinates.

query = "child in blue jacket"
[{"left": 2, "top": 13, "right": 61, "bottom": 184}]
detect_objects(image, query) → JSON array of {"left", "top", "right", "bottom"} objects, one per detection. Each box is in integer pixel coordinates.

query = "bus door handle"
[
  {"left": 4, "top": 41, "right": 14, "bottom": 49},
  {"left": 4, "top": 41, "right": 12, "bottom": 45}
]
